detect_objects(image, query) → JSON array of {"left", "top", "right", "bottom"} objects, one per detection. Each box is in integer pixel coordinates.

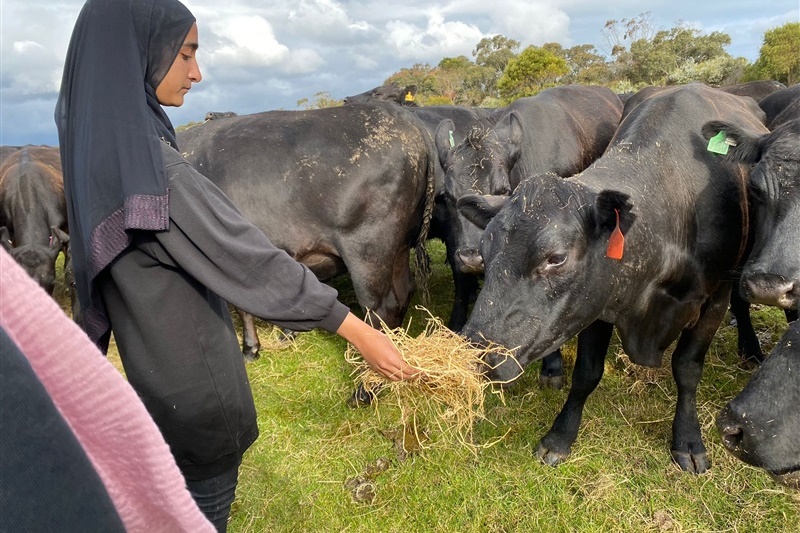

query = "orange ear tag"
[{"left": 606, "top": 208, "right": 624, "bottom": 260}]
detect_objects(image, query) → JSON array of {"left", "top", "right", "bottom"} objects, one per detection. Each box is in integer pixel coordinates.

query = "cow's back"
[
  {"left": 178, "top": 104, "right": 433, "bottom": 268},
  {"left": 758, "top": 83, "right": 800, "bottom": 128},
  {"left": 584, "top": 84, "right": 768, "bottom": 298},
  {"left": 720, "top": 80, "right": 787, "bottom": 102},
  {"left": 0, "top": 145, "right": 65, "bottom": 237},
  {"left": 505, "top": 85, "right": 623, "bottom": 177}
]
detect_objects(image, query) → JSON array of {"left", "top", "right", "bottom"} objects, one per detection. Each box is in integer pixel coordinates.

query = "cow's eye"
[{"left": 544, "top": 253, "right": 567, "bottom": 269}]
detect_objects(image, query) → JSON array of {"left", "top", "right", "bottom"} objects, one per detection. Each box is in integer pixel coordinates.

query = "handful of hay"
[{"left": 345, "top": 312, "right": 515, "bottom": 456}]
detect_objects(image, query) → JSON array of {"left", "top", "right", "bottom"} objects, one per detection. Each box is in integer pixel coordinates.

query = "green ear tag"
[
  {"left": 707, "top": 130, "right": 729, "bottom": 155},
  {"left": 448, "top": 130, "right": 455, "bottom": 148}
]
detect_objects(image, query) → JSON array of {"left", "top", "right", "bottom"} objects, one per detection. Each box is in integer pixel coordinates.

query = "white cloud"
[
  {"left": 283, "top": 48, "right": 326, "bottom": 75},
  {"left": 13, "top": 40, "right": 46, "bottom": 54},
  {"left": 385, "top": 13, "right": 486, "bottom": 61},
  {"left": 4, "top": 40, "right": 62, "bottom": 96},
  {"left": 205, "top": 15, "right": 289, "bottom": 67},
  {"left": 287, "top": 0, "right": 373, "bottom": 41},
  {"left": 489, "top": 3, "right": 572, "bottom": 45}
]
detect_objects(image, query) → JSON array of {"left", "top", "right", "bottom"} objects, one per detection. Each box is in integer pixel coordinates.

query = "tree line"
[{"left": 297, "top": 13, "right": 799, "bottom": 109}]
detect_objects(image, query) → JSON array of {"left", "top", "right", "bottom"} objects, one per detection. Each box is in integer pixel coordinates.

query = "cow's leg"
[
  {"left": 344, "top": 247, "right": 413, "bottom": 407},
  {"left": 670, "top": 287, "right": 730, "bottom": 473},
  {"left": 729, "top": 289, "right": 763, "bottom": 366},
  {"left": 535, "top": 320, "right": 614, "bottom": 466},
  {"left": 433, "top": 206, "right": 468, "bottom": 331},
  {"left": 448, "top": 270, "right": 480, "bottom": 331},
  {"left": 349, "top": 245, "right": 413, "bottom": 330},
  {"left": 236, "top": 308, "right": 260, "bottom": 361},
  {"left": 539, "top": 349, "right": 565, "bottom": 390}
]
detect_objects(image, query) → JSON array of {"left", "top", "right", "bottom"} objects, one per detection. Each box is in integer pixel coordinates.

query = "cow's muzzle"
[{"left": 741, "top": 271, "right": 798, "bottom": 310}]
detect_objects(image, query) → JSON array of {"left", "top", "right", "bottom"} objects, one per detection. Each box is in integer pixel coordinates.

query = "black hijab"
[{"left": 55, "top": 0, "right": 195, "bottom": 346}]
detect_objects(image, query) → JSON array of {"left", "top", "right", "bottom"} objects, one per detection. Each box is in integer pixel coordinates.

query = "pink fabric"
[{"left": 0, "top": 248, "right": 215, "bottom": 533}]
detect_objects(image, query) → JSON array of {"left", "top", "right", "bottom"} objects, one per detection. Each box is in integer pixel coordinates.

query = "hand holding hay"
[{"left": 345, "top": 312, "right": 515, "bottom": 455}]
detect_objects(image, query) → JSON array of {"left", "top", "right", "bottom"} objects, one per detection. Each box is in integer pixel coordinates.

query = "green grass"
[{"left": 53, "top": 244, "right": 799, "bottom": 532}]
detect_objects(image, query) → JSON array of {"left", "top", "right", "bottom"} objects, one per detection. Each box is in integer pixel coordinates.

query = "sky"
[{"left": 1, "top": 0, "right": 798, "bottom": 147}]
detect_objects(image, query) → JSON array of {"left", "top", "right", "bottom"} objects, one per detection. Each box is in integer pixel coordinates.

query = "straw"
[{"left": 345, "top": 309, "right": 515, "bottom": 456}]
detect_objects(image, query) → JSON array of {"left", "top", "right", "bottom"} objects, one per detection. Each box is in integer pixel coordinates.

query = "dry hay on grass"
[{"left": 345, "top": 310, "right": 515, "bottom": 456}]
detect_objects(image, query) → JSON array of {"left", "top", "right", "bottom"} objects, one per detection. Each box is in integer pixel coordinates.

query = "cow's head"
[
  {"left": 5, "top": 226, "right": 69, "bottom": 295},
  {"left": 702, "top": 119, "right": 800, "bottom": 311},
  {"left": 434, "top": 118, "right": 519, "bottom": 274},
  {"left": 716, "top": 321, "right": 800, "bottom": 489},
  {"left": 342, "top": 84, "right": 418, "bottom": 106},
  {"left": 459, "top": 174, "right": 635, "bottom": 383}
]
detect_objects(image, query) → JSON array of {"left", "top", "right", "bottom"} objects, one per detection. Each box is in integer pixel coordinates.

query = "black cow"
[
  {"left": 343, "top": 85, "right": 499, "bottom": 333},
  {"left": 343, "top": 83, "right": 419, "bottom": 106},
  {"left": 624, "top": 86, "right": 780, "bottom": 363},
  {"left": 459, "top": 84, "right": 768, "bottom": 473},
  {"left": 410, "top": 106, "right": 498, "bottom": 331},
  {"left": 204, "top": 111, "right": 238, "bottom": 121},
  {"left": 619, "top": 86, "right": 670, "bottom": 121},
  {"left": 178, "top": 103, "right": 436, "bottom": 358},
  {"left": 717, "top": 320, "right": 800, "bottom": 490},
  {"left": 437, "top": 84, "right": 623, "bottom": 388},
  {"left": 757, "top": 83, "right": 800, "bottom": 128},
  {"left": 0, "top": 145, "right": 69, "bottom": 294},
  {"left": 719, "top": 80, "right": 787, "bottom": 102},
  {"left": 701, "top": 84, "right": 800, "bottom": 321}
]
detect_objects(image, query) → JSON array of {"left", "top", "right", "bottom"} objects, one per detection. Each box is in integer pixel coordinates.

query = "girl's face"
[{"left": 155, "top": 23, "right": 202, "bottom": 107}]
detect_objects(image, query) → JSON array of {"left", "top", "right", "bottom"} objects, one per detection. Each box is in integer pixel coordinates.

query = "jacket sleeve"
[{"left": 153, "top": 149, "right": 350, "bottom": 333}]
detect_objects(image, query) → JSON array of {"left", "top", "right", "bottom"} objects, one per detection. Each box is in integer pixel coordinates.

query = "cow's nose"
[
  {"left": 741, "top": 272, "right": 797, "bottom": 308},
  {"left": 456, "top": 248, "right": 484, "bottom": 273},
  {"left": 716, "top": 406, "right": 745, "bottom": 452},
  {"left": 719, "top": 423, "right": 744, "bottom": 451}
]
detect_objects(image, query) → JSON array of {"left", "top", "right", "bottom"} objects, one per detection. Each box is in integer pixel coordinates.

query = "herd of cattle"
[{"left": 1, "top": 80, "right": 797, "bottom": 489}]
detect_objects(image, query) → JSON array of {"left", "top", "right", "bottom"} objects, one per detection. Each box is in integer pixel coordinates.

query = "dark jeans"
[{"left": 186, "top": 464, "right": 240, "bottom": 533}]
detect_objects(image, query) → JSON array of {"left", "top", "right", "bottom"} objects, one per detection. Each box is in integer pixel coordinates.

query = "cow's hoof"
[
  {"left": 737, "top": 352, "right": 763, "bottom": 370},
  {"left": 534, "top": 442, "right": 570, "bottom": 466},
  {"left": 277, "top": 328, "right": 299, "bottom": 343},
  {"left": 346, "top": 385, "right": 377, "bottom": 408},
  {"left": 538, "top": 374, "right": 564, "bottom": 390},
  {"left": 242, "top": 350, "right": 260, "bottom": 362},
  {"left": 670, "top": 450, "right": 710, "bottom": 473}
]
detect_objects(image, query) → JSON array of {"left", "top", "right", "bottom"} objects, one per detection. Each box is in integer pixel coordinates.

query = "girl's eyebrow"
[{"left": 182, "top": 42, "right": 199, "bottom": 51}]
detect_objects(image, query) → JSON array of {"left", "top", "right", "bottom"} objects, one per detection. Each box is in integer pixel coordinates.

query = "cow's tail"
[{"left": 414, "top": 124, "right": 437, "bottom": 307}]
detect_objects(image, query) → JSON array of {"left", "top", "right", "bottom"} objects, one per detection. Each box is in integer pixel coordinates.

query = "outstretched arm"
[{"left": 336, "top": 312, "right": 419, "bottom": 381}]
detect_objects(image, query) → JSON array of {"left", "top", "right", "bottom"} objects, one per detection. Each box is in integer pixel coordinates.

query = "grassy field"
[{"left": 53, "top": 242, "right": 799, "bottom": 532}]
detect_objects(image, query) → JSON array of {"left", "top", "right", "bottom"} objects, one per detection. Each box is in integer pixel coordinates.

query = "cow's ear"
[
  {"left": 401, "top": 85, "right": 418, "bottom": 105},
  {"left": 508, "top": 111, "right": 524, "bottom": 150},
  {"left": 50, "top": 226, "right": 69, "bottom": 249},
  {"left": 0, "top": 226, "right": 11, "bottom": 250},
  {"left": 595, "top": 190, "right": 635, "bottom": 234},
  {"left": 434, "top": 119, "right": 456, "bottom": 166},
  {"left": 457, "top": 194, "right": 508, "bottom": 230},
  {"left": 701, "top": 121, "right": 762, "bottom": 164},
  {"left": 594, "top": 190, "right": 635, "bottom": 259}
]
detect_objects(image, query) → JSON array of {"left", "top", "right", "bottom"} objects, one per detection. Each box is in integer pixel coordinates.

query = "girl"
[{"left": 56, "top": 0, "right": 417, "bottom": 530}]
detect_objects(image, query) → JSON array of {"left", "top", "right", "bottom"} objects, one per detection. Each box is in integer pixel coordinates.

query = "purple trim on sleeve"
[
  {"left": 82, "top": 194, "right": 169, "bottom": 344},
  {"left": 124, "top": 193, "right": 170, "bottom": 230}
]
